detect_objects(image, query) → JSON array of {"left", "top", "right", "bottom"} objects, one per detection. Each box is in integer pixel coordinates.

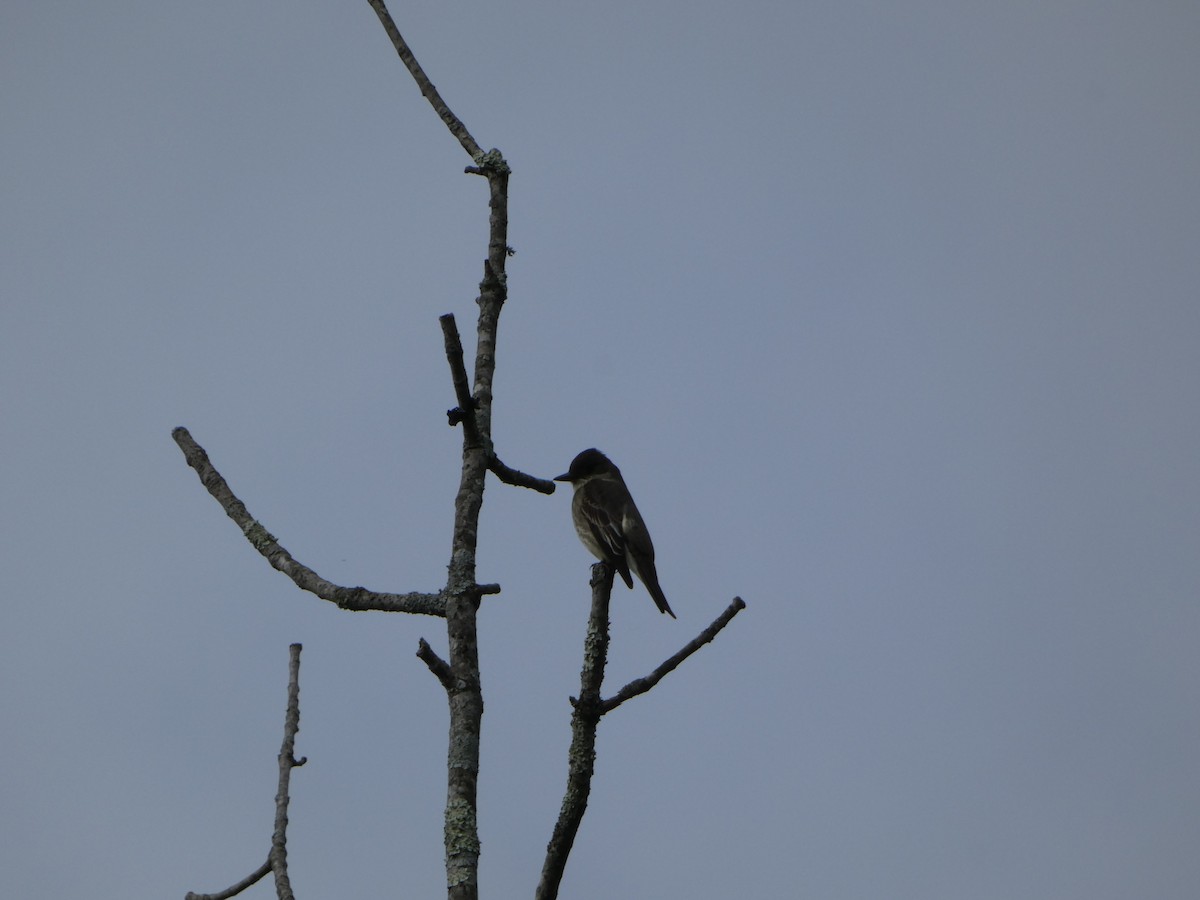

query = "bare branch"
[
  {"left": 417, "top": 638, "right": 455, "bottom": 690},
  {"left": 539, "top": 584, "right": 747, "bottom": 899},
  {"left": 185, "top": 645, "right": 307, "bottom": 900},
  {"left": 171, "top": 427, "right": 447, "bottom": 617},
  {"left": 367, "top": 0, "right": 514, "bottom": 884},
  {"left": 269, "top": 643, "right": 305, "bottom": 900},
  {"left": 440, "top": 312, "right": 551, "bottom": 493},
  {"left": 440, "top": 313, "right": 482, "bottom": 447},
  {"left": 536, "top": 565, "right": 613, "bottom": 900},
  {"left": 176, "top": 8, "right": 524, "bottom": 899},
  {"left": 487, "top": 455, "right": 556, "bottom": 494},
  {"left": 360, "top": 6, "right": 517, "bottom": 892},
  {"left": 601, "top": 597, "right": 747, "bottom": 714},
  {"left": 366, "top": 0, "right": 484, "bottom": 161},
  {"left": 185, "top": 860, "right": 270, "bottom": 900}
]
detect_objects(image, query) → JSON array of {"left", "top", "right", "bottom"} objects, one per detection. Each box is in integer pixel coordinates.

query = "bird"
[{"left": 554, "top": 448, "right": 676, "bottom": 618}]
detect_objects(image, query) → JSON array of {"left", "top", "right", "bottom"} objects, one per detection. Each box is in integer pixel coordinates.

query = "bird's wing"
[
  {"left": 578, "top": 481, "right": 634, "bottom": 588},
  {"left": 621, "top": 509, "right": 676, "bottom": 617}
]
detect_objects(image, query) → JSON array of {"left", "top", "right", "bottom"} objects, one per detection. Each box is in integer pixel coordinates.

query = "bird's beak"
[{"left": 553, "top": 472, "right": 571, "bottom": 482}]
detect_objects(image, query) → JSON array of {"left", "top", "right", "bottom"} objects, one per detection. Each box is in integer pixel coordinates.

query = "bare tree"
[{"left": 175, "top": 4, "right": 745, "bottom": 898}]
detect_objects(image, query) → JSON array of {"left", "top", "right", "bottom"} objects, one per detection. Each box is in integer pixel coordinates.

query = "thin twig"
[
  {"left": 171, "top": 427, "right": 447, "bottom": 617},
  {"left": 185, "top": 860, "right": 271, "bottom": 900},
  {"left": 601, "top": 597, "right": 747, "bottom": 714},
  {"left": 185, "top": 645, "right": 307, "bottom": 900},
  {"left": 440, "top": 313, "right": 482, "bottom": 447},
  {"left": 417, "top": 638, "right": 455, "bottom": 690},
  {"left": 366, "top": 0, "right": 484, "bottom": 161},
  {"left": 440, "top": 313, "right": 551, "bottom": 493},
  {"left": 487, "top": 455, "right": 556, "bottom": 493}
]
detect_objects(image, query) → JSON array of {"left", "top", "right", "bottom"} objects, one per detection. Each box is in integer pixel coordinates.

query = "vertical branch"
[
  {"left": 536, "top": 585, "right": 746, "bottom": 898},
  {"left": 368, "top": 2, "right": 514, "bottom": 893},
  {"left": 365, "top": 2, "right": 513, "bottom": 896},
  {"left": 438, "top": 153, "right": 510, "bottom": 900},
  {"left": 469, "top": 160, "right": 511, "bottom": 448},
  {"left": 438, "top": 82, "right": 512, "bottom": 900},
  {"left": 184, "top": 644, "right": 307, "bottom": 900},
  {"left": 442, "top": 442, "right": 488, "bottom": 900},
  {"left": 536, "top": 567, "right": 614, "bottom": 900},
  {"left": 440, "top": 154, "right": 509, "bottom": 897},
  {"left": 270, "top": 643, "right": 305, "bottom": 900}
]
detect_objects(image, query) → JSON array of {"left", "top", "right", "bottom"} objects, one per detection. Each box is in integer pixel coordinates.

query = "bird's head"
[{"left": 554, "top": 448, "right": 618, "bottom": 483}]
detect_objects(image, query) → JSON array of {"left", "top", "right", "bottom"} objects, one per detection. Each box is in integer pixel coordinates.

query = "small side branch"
[
  {"left": 185, "top": 644, "right": 307, "bottom": 900},
  {"left": 538, "top": 582, "right": 746, "bottom": 900},
  {"left": 366, "top": 0, "right": 483, "bottom": 161},
  {"left": 488, "top": 455, "right": 556, "bottom": 493},
  {"left": 440, "top": 313, "right": 553, "bottom": 494},
  {"left": 185, "top": 860, "right": 271, "bottom": 900},
  {"left": 171, "top": 427, "right": 447, "bottom": 617},
  {"left": 601, "top": 597, "right": 747, "bottom": 714},
  {"left": 440, "top": 313, "right": 482, "bottom": 448},
  {"left": 417, "top": 637, "right": 455, "bottom": 690}
]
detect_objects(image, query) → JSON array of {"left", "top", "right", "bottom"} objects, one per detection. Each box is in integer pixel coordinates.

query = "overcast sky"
[{"left": 3, "top": 2, "right": 1199, "bottom": 898}]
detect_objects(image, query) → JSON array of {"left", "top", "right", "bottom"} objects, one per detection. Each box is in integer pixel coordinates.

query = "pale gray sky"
[{"left": 3, "top": 2, "right": 1199, "bottom": 898}]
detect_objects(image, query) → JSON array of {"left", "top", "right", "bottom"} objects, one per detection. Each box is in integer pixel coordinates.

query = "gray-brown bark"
[
  {"left": 185, "top": 644, "right": 306, "bottom": 900},
  {"left": 536, "top": 572, "right": 746, "bottom": 900}
]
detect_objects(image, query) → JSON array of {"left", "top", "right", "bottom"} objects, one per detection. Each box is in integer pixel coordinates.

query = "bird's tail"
[
  {"left": 647, "top": 580, "right": 676, "bottom": 618},
  {"left": 629, "top": 551, "right": 676, "bottom": 618}
]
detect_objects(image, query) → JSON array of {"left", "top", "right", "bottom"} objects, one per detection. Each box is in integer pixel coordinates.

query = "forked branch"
[
  {"left": 440, "top": 312, "right": 555, "bottom": 494},
  {"left": 537, "top": 570, "right": 747, "bottom": 900},
  {"left": 186, "top": 644, "right": 307, "bottom": 900}
]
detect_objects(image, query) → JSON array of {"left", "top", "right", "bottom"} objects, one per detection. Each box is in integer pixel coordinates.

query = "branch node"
[
  {"left": 184, "top": 646, "right": 304, "bottom": 899},
  {"left": 478, "top": 259, "right": 508, "bottom": 308},
  {"left": 439, "top": 314, "right": 484, "bottom": 446},
  {"left": 446, "top": 399, "right": 478, "bottom": 428},
  {"left": 465, "top": 148, "right": 510, "bottom": 176}
]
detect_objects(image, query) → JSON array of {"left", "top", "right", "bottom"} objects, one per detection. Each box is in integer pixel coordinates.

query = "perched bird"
[{"left": 554, "top": 448, "right": 676, "bottom": 618}]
